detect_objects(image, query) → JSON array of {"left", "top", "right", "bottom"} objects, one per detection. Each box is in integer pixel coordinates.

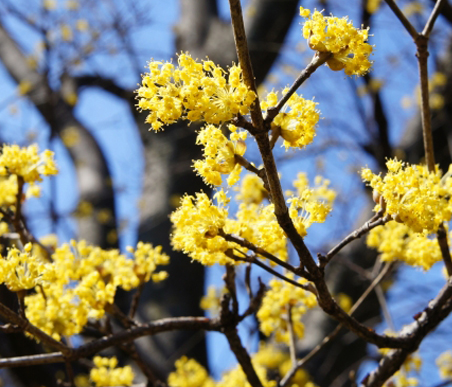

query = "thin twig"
[
  {"left": 229, "top": 0, "right": 264, "bottom": 132},
  {"left": 129, "top": 283, "right": 145, "bottom": 319},
  {"left": 383, "top": 0, "right": 418, "bottom": 39},
  {"left": 220, "top": 230, "right": 298, "bottom": 274},
  {"left": 375, "top": 285, "right": 395, "bottom": 332},
  {"left": 265, "top": 51, "right": 332, "bottom": 124},
  {"left": 280, "top": 263, "right": 394, "bottom": 387},
  {"left": 319, "top": 215, "right": 390, "bottom": 268},
  {"left": 422, "top": 0, "right": 447, "bottom": 37},
  {"left": 226, "top": 250, "right": 315, "bottom": 294},
  {"left": 287, "top": 306, "right": 297, "bottom": 367},
  {"left": 224, "top": 326, "right": 264, "bottom": 387}
]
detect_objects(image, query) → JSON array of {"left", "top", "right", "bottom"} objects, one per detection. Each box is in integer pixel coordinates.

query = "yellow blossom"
[
  {"left": 362, "top": 159, "right": 452, "bottom": 233},
  {"left": 90, "top": 357, "right": 134, "bottom": 387},
  {"left": 136, "top": 53, "right": 256, "bottom": 131},
  {"left": 367, "top": 221, "right": 443, "bottom": 270},
  {"left": 170, "top": 190, "right": 237, "bottom": 266},
  {"left": 299, "top": 8, "right": 373, "bottom": 76},
  {"left": 168, "top": 356, "right": 215, "bottom": 387},
  {"left": 0, "top": 144, "right": 58, "bottom": 183},
  {"left": 257, "top": 275, "right": 317, "bottom": 344},
  {"left": 261, "top": 90, "right": 320, "bottom": 150},
  {"left": 193, "top": 124, "right": 247, "bottom": 186}
]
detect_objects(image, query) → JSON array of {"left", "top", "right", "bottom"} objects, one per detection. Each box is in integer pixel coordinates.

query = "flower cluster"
[
  {"left": 367, "top": 222, "right": 443, "bottom": 270},
  {"left": 21, "top": 240, "right": 169, "bottom": 340},
  {"left": 299, "top": 7, "right": 373, "bottom": 76},
  {"left": 168, "top": 356, "right": 215, "bottom": 387},
  {"left": 168, "top": 343, "right": 317, "bottom": 387},
  {"left": 193, "top": 124, "right": 247, "bottom": 186},
  {"left": 287, "top": 173, "right": 336, "bottom": 237},
  {"left": 257, "top": 276, "right": 317, "bottom": 344},
  {"left": 170, "top": 190, "right": 237, "bottom": 266},
  {"left": 0, "top": 144, "right": 58, "bottom": 203},
  {"left": 136, "top": 53, "right": 256, "bottom": 131},
  {"left": 0, "top": 243, "right": 53, "bottom": 292},
  {"left": 90, "top": 356, "right": 134, "bottom": 387},
  {"left": 362, "top": 159, "right": 452, "bottom": 233},
  {"left": 261, "top": 90, "right": 320, "bottom": 150}
]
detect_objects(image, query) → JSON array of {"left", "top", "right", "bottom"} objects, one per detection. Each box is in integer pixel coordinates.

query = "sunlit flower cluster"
[
  {"left": 257, "top": 276, "right": 317, "bottom": 344},
  {"left": 193, "top": 124, "right": 247, "bottom": 186},
  {"left": 367, "top": 221, "right": 443, "bottom": 270},
  {"left": 362, "top": 159, "right": 452, "bottom": 233},
  {"left": 167, "top": 343, "right": 317, "bottom": 387},
  {"left": 168, "top": 356, "right": 215, "bottom": 387},
  {"left": 170, "top": 190, "right": 238, "bottom": 266},
  {"left": 22, "top": 240, "right": 168, "bottom": 340},
  {"left": 200, "top": 285, "right": 225, "bottom": 315},
  {"left": 0, "top": 144, "right": 58, "bottom": 201},
  {"left": 136, "top": 53, "right": 256, "bottom": 131},
  {"left": 299, "top": 7, "right": 373, "bottom": 76},
  {"left": 261, "top": 90, "right": 320, "bottom": 150},
  {"left": 0, "top": 144, "right": 58, "bottom": 183},
  {"left": 90, "top": 356, "right": 134, "bottom": 387},
  {"left": 287, "top": 173, "right": 336, "bottom": 237},
  {"left": 0, "top": 243, "right": 53, "bottom": 292}
]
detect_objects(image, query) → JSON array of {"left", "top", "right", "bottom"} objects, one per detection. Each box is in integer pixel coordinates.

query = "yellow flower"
[
  {"left": 299, "top": 8, "right": 373, "bottom": 76},
  {"left": 0, "top": 144, "right": 58, "bottom": 183},
  {"left": 257, "top": 275, "right": 317, "bottom": 344},
  {"left": 193, "top": 124, "right": 247, "bottom": 186},
  {"left": 90, "top": 357, "right": 134, "bottom": 387},
  {"left": 136, "top": 53, "right": 256, "bottom": 131},
  {"left": 362, "top": 159, "right": 452, "bottom": 233},
  {"left": 367, "top": 222, "right": 443, "bottom": 270},
  {"left": 261, "top": 90, "right": 320, "bottom": 150},
  {"left": 168, "top": 356, "right": 215, "bottom": 387},
  {"left": 170, "top": 190, "right": 237, "bottom": 266}
]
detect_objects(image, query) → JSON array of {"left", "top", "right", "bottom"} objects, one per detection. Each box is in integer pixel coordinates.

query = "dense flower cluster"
[
  {"left": 261, "top": 90, "right": 320, "bottom": 150},
  {"left": 366, "top": 222, "right": 443, "bottom": 270},
  {"left": 168, "top": 343, "right": 317, "bottom": 387},
  {"left": 193, "top": 124, "right": 247, "bottom": 186},
  {"left": 0, "top": 243, "right": 53, "bottom": 292},
  {"left": 170, "top": 190, "right": 237, "bottom": 266},
  {"left": 287, "top": 173, "right": 336, "bottom": 237},
  {"left": 90, "top": 356, "right": 134, "bottom": 387},
  {"left": 362, "top": 159, "right": 452, "bottom": 233},
  {"left": 299, "top": 7, "right": 373, "bottom": 76},
  {"left": 168, "top": 356, "right": 215, "bottom": 387},
  {"left": 257, "top": 276, "right": 317, "bottom": 343},
  {"left": 0, "top": 144, "right": 58, "bottom": 203},
  {"left": 136, "top": 53, "right": 257, "bottom": 131},
  {"left": 21, "top": 240, "right": 169, "bottom": 340}
]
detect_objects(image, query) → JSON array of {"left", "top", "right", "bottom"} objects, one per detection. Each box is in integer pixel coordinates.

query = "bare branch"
[{"left": 383, "top": 0, "right": 418, "bottom": 39}]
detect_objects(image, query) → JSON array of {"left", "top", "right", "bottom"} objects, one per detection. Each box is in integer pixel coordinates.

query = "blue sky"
[{"left": 0, "top": 0, "right": 451, "bottom": 383}]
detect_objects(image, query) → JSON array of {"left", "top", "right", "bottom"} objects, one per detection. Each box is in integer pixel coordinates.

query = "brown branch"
[
  {"left": 0, "top": 316, "right": 220, "bottom": 369},
  {"left": 287, "top": 305, "right": 297, "bottom": 367},
  {"left": 319, "top": 215, "right": 390, "bottom": 268},
  {"left": 229, "top": 0, "right": 264, "bottom": 132},
  {"left": 220, "top": 230, "right": 298, "bottom": 274},
  {"left": 280, "top": 262, "right": 395, "bottom": 387},
  {"left": 363, "top": 277, "right": 452, "bottom": 387},
  {"left": 0, "top": 302, "right": 69, "bottom": 354},
  {"left": 423, "top": 0, "right": 447, "bottom": 37},
  {"left": 225, "top": 251, "right": 315, "bottom": 293},
  {"left": 129, "top": 283, "right": 145, "bottom": 319},
  {"left": 264, "top": 51, "right": 332, "bottom": 124},
  {"left": 383, "top": 0, "right": 418, "bottom": 39},
  {"left": 224, "top": 326, "right": 264, "bottom": 387}
]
